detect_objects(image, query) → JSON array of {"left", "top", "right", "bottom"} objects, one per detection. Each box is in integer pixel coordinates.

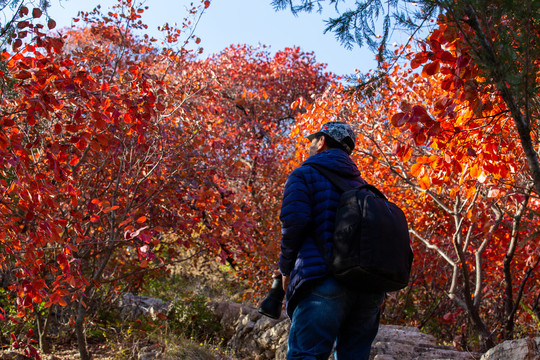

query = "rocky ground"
[
  {"left": 2, "top": 299, "right": 539, "bottom": 360},
  {"left": 210, "top": 301, "right": 540, "bottom": 360},
  {"left": 1, "top": 260, "right": 538, "bottom": 360}
]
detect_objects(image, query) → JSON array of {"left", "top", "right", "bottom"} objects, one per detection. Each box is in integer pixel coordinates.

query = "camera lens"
[{"left": 258, "top": 275, "right": 285, "bottom": 319}]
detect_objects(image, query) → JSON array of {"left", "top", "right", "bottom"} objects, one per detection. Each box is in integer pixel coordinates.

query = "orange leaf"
[
  {"left": 414, "top": 131, "right": 426, "bottom": 146},
  {"left": 410, "top": 163, "right": 424, "bottom": 177},
  {"left": 136, "top": 216, "right": 147, "bottom": 223},
  {"left": 470, "top": 164, "right": 480, "bottom": 178},
  {"left": 418, "top": 174, "right": 431, "bottom": 190},
  {"left": 400, "top": 146, "right": 413, "bottom": 163}
]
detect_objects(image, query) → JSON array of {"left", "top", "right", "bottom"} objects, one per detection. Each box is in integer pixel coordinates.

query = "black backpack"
[{"left": 307, "top": 163, "right": 413, "bottom": 292}]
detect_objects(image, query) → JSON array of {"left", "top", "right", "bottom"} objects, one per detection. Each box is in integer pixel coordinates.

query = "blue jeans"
[{"left": 287, "top": 277, "right": 383, "bottom": 360}]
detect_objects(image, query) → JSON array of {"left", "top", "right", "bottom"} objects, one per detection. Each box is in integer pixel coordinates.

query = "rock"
[
  {"left": 480, "top": 337, "right": 540, "bottom": 360},
  {"left": 370, "top": 325, "right": 480, "bottom": 360},
  {"left": 210, "top": 301, "right": 287, "bottom": 359},
  {"left": 120, "top": 293, "right": 169, "bottom": 319},
  {"left": 138, "top": 344, "right": 165, "bottom": 360}
]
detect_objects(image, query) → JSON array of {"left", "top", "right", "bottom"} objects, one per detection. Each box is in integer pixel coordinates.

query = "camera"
[{"left": 258, "top": 274, "right": 285, "bottom": 319}]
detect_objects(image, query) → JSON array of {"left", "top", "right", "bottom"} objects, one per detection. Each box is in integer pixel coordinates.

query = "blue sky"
[{"left": 45, "top": 0, "right": 378, "bottom": 76}]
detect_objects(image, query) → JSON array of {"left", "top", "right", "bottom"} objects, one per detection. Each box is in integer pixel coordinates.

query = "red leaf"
[
  {"left": 410, "top": 54, "right": 425, "bottom": 69},
  {"left": 427, "top": 122, "right": 442, "bottom": 136},
  {"left": 32, "top": 8, "right": 42, "bottom": 18},
  {"left": 467, "top": 147, "right": 477, "bottom": 157},
  {"left": 27, "top": 112, "right": 36, "bottom": 126},
  {"left": 95, "top": 118, "right": 106, "bottom": 130},
  {"left": 456, "top": 55, "right": 470, "bottom": 68},
  {"left": 411, "top": 105, "right": 428, "bottom": 117},
  {"left": 12, "top": 39, "right": 23, "bottom": 50},
  {"left": 48, "top": 19, "right": 56, "bottom": 30},
  {"left": 422, "top": 61, "right": 440, "bottom": 77},
  {"left": 14, "top": 70, "right": 31, "bottom": 80},
  {"left": 440, "top": 51, "right": 456, "bottom": 63},
  {"left": 19, "top": 6, "right": 29, "bottom": 16},
  {"left": 390, "top": 112, "right": 409, "bottom": 127}
]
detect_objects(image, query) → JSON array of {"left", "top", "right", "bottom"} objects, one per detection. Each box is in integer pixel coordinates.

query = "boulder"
[
  {"left": 120, "top": 293, "right": 170, "bottom": 319},
  {"left": 480, "top": 337, "right": 540, "bottom": 360},
  {"left": 371, "top": 325, "right": 480, "bottom": 360},
  {"left": 210, "top": 301, "right": 288, "bottom": 359}
]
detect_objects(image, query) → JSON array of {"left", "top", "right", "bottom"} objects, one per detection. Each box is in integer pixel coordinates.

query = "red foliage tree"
[{"left": 0, "top": 1, "right": 330, "bottom": 357}]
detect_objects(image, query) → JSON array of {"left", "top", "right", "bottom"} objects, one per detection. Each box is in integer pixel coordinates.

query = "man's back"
[
  {"left": 278, "top": 122, "right": 384, "bottom": 360},
  {"left": 279, "top": 148, "right": 366, "bottom": 315}
]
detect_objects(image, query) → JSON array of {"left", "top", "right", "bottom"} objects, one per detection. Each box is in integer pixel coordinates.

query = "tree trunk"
[
  {"left": 75, "top": 300, "right": 91, "bottom": 360},
  {"left": 35, "top": 307, "right": 52, "bottom": 354}
]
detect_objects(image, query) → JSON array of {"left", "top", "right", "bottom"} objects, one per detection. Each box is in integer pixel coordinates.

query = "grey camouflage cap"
[{"left": 306, "top": 121, "right": 356, "bottom": 154}]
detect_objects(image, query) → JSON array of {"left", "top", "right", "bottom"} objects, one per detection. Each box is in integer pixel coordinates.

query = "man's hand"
[
  {"left": 273, "top": 270, "right": 289, "bottom": 292},
  {"left": 282, "top": 275, "right": 290, "bottom": 292}
]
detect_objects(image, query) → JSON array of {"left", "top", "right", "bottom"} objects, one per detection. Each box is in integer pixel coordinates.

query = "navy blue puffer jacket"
[{"left": 278, "top": 148, "right": 366, "bottom": 317}]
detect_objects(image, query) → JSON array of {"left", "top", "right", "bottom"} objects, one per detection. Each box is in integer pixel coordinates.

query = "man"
[{"left": 278, "top": 121, "right": 384, "bottom": 360}]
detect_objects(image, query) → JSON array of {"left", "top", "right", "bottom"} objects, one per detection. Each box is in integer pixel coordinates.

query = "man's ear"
[{"left": 316, "top": 136, "right": 327, "bottom": 153}]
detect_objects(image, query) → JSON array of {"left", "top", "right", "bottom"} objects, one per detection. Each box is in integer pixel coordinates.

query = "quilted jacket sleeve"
[{"left": 278, "top": 168, "right": 312, "bottom": 276}]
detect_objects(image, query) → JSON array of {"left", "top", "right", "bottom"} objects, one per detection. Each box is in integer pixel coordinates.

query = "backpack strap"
[{"left": 304, "top": 163, "right": 361, "bottom": 262}]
